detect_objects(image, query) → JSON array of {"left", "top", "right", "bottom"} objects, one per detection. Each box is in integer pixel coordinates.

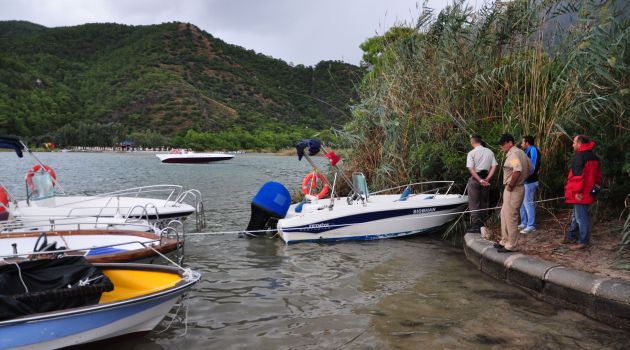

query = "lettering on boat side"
[
  {"left": 308, "top": 223, "right": 330, "bottom": 230},
  {"left": 412, "top": 207, "right": 437, "bottom": 214}
]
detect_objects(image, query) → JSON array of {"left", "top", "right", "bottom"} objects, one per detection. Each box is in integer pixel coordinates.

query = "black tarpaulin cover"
[
  {"left": 0, "top": 135, "right": 24, "bottom": 158},
  {"left": 0, "top": 256, "right": 113, "bottom": 321},
  {"left": 295, "top": 139, "right": 321, "bottom": 160}
]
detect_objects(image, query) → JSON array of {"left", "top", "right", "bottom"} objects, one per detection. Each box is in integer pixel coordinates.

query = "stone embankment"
[{"left": 464, "top": 233, "right": 630, "bottom": 330}]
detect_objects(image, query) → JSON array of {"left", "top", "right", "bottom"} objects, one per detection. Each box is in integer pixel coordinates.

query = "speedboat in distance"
[{"left": 156, "top": 149, "right": 234, "bottom": 164}]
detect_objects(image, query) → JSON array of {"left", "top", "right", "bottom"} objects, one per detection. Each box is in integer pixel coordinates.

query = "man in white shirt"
[{"left": 466, "top": 134, "right": 498, "bottom": 233}]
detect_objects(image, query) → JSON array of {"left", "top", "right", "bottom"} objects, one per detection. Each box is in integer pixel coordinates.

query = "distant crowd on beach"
[
  {"left": 63, "top": 146, "right": 173, "bottom": 152},
  {"left": 56, "top": 146, "right": 244, "bottom": 154},
  {"left": 465, "top": 133, "right": 602, "bottom": 253}
]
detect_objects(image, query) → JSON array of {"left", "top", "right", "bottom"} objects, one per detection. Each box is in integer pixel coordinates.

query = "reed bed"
[{"left": 343, "top": 0, "right": 628, "bottom": 246}]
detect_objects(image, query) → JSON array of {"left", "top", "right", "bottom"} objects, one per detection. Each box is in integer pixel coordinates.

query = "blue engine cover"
[{"left": 252, "top": 181, "right": 291, "bottom": 218}]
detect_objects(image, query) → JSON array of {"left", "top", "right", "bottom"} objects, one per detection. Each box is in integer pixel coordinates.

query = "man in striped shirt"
[{"left": 519, "top": 136, "right": 541, "bottom": 234}]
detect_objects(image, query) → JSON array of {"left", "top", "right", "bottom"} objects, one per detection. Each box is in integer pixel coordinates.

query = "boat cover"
[
  {"left": 0, "top": 135, "right": 24, "bottom": 158},
  {"left": 0, "top": 256, "right": 113, "bottom": 321},
  {"left": 295, "top": 139, "right": 321, "bottom": 160}
]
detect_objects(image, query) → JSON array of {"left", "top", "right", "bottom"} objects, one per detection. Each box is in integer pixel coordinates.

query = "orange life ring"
[
  {"left": 0, "top": 186, "right": 8, "bottom": 213},
  {"left": 25, "top": 164, "right": 57, "bottom": 190},
  {"left": 301, "top": 172, "right": 330, "bottom": 199}
]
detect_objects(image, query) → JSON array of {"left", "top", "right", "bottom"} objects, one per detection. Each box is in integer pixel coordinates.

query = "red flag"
[{"left": 325, "top": 151, "right": 341, "bottom": 166}]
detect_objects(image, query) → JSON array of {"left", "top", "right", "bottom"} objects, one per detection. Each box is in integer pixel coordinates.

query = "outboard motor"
[{"left": 244, "top": 181, "right": 291, "bottom": 236}]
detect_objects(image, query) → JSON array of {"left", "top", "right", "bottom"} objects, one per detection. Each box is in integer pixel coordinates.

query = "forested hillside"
[
  {"left": 348, "top": 0, "right": 628, "bottom": 203},
  {"left": 0, "top": 21, "right": 362, "bottom": 149}
]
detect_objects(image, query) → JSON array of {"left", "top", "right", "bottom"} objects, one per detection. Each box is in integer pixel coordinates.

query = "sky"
[{"left": 0, "top": 0, "right": 462, "bottom": 66}]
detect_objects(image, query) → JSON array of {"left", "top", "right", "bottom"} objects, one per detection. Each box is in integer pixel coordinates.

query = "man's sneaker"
[
  {"left": 561, "top": 237, "right": 577, "bottom": 244},
  {"left": 520, "top": 227, "right": 535, "bottom": 234},
  {"left": 517, "top": 224, "right": 525, "bottom": 230}
]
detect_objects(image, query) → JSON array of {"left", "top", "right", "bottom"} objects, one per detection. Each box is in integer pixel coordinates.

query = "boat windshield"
[{"left": 28, "top": 172, "right": 56, "bottom": 200}]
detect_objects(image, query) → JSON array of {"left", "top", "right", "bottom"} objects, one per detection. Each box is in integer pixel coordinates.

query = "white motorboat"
[
  {"left": 156, "top": 149, "right": 234, "bottom": 163},
  {"left": 277, "top": 185, "right": 468, "bottom": 244},
  {"left": 0, "top": 222, "right": 184, "bottom": 264},
  {"left": 0, "top": 136, "right": 205, "bottom": 229},
  {"left": 244, "top": 139, "right": 468, "bottom": 244}
]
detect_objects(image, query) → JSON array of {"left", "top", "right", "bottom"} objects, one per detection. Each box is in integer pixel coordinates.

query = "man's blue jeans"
[
  {"left": 519, "top": 181, "right": 538, "bottom": 229},
  {"left": 567, "top": 204, "right": 591, "bottom": 244}
]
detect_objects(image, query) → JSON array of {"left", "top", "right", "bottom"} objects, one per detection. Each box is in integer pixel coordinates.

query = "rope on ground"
[{"left": 184, "top": 196, "right": 565, "bottom": 237}]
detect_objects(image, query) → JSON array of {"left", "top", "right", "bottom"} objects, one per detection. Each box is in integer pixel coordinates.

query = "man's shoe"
[
  {"left": 520, "top": 227, "right": 535, "bottom": 234},
  {"left": 497, "top": 247, "right": 516, "bottom": 253},
  {"left": 493, "top": 243, "right": 504, "bottom": 249},
  {"left": 561, "top": 237, "right": 577, "bottom": 244},
  {"left": 570, "top": 243, "right": 588, "bottom": 250},
  {"left": 517, "top": 224, "right": 525, "bottom": 230}
]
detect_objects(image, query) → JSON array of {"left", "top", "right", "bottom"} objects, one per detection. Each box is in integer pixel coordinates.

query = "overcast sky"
[{"left": 0, "top": 0, "right": 470, "bottom": 66}]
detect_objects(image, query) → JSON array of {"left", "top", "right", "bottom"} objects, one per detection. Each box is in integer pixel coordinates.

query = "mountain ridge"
[{"left": 0, "top": 21, "right": 362, "bottom": 145}]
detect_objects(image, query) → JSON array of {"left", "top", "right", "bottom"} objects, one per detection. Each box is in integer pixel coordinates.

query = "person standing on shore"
[
  {"left": 465, "top": 134, "right": 498, "bottom": 234},
  {"left": 519, "top": 135, "right": 541, "bottom": 234},
  {"left": 563, "top": 135, "right": 602, "bottom": 250},
  {"left": 495, "top": 134, "right": 531, "bottom": 253}
]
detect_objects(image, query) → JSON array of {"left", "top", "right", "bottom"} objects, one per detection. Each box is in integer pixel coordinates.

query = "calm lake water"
[{"left": 2, "top": 151, "right": 629, "bottom": 349}]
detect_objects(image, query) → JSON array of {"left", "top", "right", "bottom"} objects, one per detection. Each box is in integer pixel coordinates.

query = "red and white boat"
[{"left": 156, "top": 149, "right": 234, "bottom": 164}]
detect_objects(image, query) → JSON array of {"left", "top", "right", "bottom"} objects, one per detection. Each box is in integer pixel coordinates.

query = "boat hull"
[
  {"left": 156, "top": 153, "right": 234, "bottom": 164},
  {"left": 277, "top": 194, "right": 467, "bottom": 244},
  {"left": 0, "top": 229, "right": 180, "bottom": 264},
  {"left": 0, "top": 264, "right": 199, "bottom": 350},
  {"left": 14, "top": 196, "right": 195, "bottom": 221}
]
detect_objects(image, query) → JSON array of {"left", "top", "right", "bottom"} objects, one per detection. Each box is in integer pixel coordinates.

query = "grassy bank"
[{"left": 344, "top": 0, "right": 628, "bottom": 249}]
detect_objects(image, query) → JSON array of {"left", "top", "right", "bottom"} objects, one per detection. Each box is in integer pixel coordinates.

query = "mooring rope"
[{"left": 184, "top": 196, "right": 565, "bottom": 237}]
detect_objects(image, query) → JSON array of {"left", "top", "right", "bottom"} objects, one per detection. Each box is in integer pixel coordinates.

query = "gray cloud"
[{"left": 0, "top": 0, "right": 455, "bottom": 65}]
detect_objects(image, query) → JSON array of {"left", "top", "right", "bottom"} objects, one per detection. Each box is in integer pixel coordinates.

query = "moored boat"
[
  {"left": 245, "top": 139, "right": 468, "bottom": 244},
  {"left": 0, "top": 227, "right": 183, "bottom": 264},
  {"left": 0, "top": 257, "right": 200, "bottom": 349},
  {"left": 277, "top": 187, "right": 467, "bottom": 243}
]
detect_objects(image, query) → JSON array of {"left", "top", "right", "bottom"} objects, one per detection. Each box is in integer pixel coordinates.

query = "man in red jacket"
[{"left": 564, "top": 135, "right": 602, "bottom": 249}]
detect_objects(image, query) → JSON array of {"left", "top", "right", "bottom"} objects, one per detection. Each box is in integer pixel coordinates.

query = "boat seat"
[
  {"left": 398, "top": 186, "right": 411, "bottom": 201},
  {"left": 294, "top": 200, "right": 305, "bottom": 213}
]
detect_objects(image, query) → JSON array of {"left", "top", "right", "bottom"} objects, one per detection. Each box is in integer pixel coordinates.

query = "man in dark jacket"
[
  {"left": 519, "top": 135, "right": 541, "bottom": 234},
  {"left": 564, "top": 135, "right": 602, "bottom": 250}
]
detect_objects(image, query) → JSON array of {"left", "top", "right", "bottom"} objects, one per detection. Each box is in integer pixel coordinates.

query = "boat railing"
[
  {"left": 0, "top": 217, "right": 158, "bottom": 233},
  {"left": 61, "top": 185, "right": 204, "bottom": 229},
  {"left": 160, "top": 220, "right": 184, "bottom": 264},
  {"left": 63, "top": 203, "right": 157, "bottom": 220},
  {"left": 370, "top": 181, "right": 456, "bottom": 196},
  {"left": 56, "top": 185, "right": 186, "bottom": 207},
  {"left": 122, "top": 203, "right": 160, "bottom": 222},
  {"left": 174, "top": 189, "right": 205, "bottom": 231}
]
